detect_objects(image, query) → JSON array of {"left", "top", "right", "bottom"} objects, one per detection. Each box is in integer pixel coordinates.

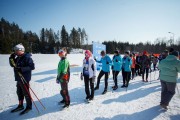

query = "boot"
[
  {"left": 19, "top": 107, "right": 32, "bottom": 115},
  {"left": 94, "top": 86, "right": 99, "bottom": 90},
  {"left": 11, "top": 105, "right": 24, "bottom": 113},
  {"left": 63, "top": 104, "right": 69, "bottom": 108},
  {"left": 121, "top": 84, "right": 126, "bottom": 88},
  {"left": 58, "top": 99, "right": 65, "bottom": 104},
  {"left": 113, "top": 86, "right": 118, "bottom": 90},
  {"left": 102, "top": 89, "right": 107, "bottom": 95}
]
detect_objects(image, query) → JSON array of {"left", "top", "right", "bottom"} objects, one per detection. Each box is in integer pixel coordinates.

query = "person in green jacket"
[
  {"left": 158, "top": 51, "right": 180, "bottom": 110},
  {"left": 56, "top": 48, "right": 70, "bottom": 108}
]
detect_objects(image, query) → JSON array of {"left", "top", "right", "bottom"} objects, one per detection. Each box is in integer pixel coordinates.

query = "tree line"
[
  {"left": 0, "top": 18, "right": 180, "bottom": 54},
  {"left": 0, "top": 18, "right": 88, "bottom": 54}
]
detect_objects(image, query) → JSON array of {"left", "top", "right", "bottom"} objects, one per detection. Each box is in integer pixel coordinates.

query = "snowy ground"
[{"left": 0, "top": 54, "right": 180, "bottom": 120}]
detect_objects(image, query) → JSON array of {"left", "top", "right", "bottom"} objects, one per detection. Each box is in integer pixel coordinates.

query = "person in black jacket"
[{"left": 9, "top": 44, "right": 35, "bottom": 115}]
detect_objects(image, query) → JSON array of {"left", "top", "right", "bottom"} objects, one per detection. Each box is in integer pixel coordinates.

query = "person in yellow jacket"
[{"left": 56, "top": 48, "right": 70, "bottom": 108}]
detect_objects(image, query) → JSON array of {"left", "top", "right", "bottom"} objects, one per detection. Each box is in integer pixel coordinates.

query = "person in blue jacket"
[
  {"left": 9, "top": 44, "right": 35, "bottom": 115},
  {"left": 94, "top": 50, "right": 112, "bottom": 94},
  {"left": 121, "top": 51, "right": 132, "bottom": 88},
  {"left": 111, "top": 50, "right": 122, "bottom": 90}
]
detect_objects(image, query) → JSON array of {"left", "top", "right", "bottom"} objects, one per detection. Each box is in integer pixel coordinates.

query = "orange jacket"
[{"left": 131, "top": 57, "right": 136, "bottom": 68}]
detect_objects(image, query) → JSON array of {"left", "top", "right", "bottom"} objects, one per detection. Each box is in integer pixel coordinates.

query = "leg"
[
  {"left": 16, "top": 82, "right": 24, "bottom": 106},
  {"left": 126, "top": 72, "right": 131, "bottom": 87},
  {"left": 104, "top": 72, "right": 109, "bottom": 90},
  {"left": 163, "top": 82, "right": 176, "bottom": 106},
  {"left": 60, "top": 81, "right": 70, "bottom": 106},
  {"left": 146, "top": 68, "right": 149, "bottom": 81},
  {"left": 122, "top": 69, "right": 126, "bottom": 86},
  {"left": 114, "top": 71, "right": 120, "bottom": 87},
  {"left": 89, "top": 78, "right": 94, "bottom": 99},
  {"left": 95, "top": 70, "right": 104, "bottom": 89},
  {"left": 142, "top": 67, "right": 145, "bottom": 81},
  {"left": 84, "top": 75, "right": 90, "bottom": 99},
  {"left": 112, "top": 70, "right": 115, "bottom": 86}
]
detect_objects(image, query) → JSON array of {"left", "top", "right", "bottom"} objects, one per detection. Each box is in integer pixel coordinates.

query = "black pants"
[
  {"left": 153, "top": 64, "right": 157, "bottom": 71},
  {"left": 131, "top": 68, "right": 135, "bottom": 79},
  {"left": 84, "top": 75, "right": 94, "bottom": 99},
  {"left": 112, "top": 70, "right": 120, "bottom": 86},
  {"left": 122, "top": 69, "right": 131, "bottom": 86},
  {"left": 96, "top": 70, "right": 109, "bottom": 90},
  {"left": 17, "top": 81, "right": 32, "bottom": 108},
  {"left": 160, "top": 80, "right": 176, "bottom": 106},
  {"left": 60, "top": 80, "right": 70, "bottom": 105},
  {"left": 142, "top": 67, "right": 149, "bottom": 80}
]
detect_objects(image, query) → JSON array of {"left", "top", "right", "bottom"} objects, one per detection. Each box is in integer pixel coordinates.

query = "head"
[
  {"left": 143, "top": 50, "right": 147, "bottom": 55},
  {"left": 125, "top": 50, "right": 130, "bottom": 57},
  {"left": 114, "top": 50, "right": 119, "bottom": 56},
  {"left": 58, "top": 47, "right": 67, "bottom": 58},
  {"left": 14, "top": 44, "right": 25, "bottom": 56},
  {"left": 85, "top": 50, "right": 92, "bottom": 59},
  {"left": 100, "top": 50, "right": 106, "bottom": 58},
  {"left": 169, "top": 47, "right": 174, "bottom": 54},
  {"left": 163, "top": 49, "right": 169, "bottom": 57},
  {"left": 171, "top": 51, "right": 179, "bottom": 59}
]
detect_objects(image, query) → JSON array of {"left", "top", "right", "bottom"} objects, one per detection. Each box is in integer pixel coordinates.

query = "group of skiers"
[{"left": 9, "top": 43, "right": 180, "bottom": 115}]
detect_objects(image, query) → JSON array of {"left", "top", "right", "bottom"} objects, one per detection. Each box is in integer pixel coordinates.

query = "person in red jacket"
[{"left": 130, "top": 53, "right": 136, "bottom": 80}]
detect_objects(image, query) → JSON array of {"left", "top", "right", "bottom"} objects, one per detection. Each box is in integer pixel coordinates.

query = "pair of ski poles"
[{"left": 10, "top": 59, "right": 46, "bottom": 114}]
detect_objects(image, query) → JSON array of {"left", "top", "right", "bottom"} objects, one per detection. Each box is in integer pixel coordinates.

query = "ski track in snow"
[{"left": 0, "top": 54, "right": 180, "bottom": 120}]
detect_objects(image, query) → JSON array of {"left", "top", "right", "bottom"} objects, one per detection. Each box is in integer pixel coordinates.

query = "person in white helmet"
[{"left": 9, "top": 43, "right": 35, "bottom": 115}]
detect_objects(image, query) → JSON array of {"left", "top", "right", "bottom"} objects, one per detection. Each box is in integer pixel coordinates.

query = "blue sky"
[{"left": 0, "top": 0, "right": 180, "bottom": 44}]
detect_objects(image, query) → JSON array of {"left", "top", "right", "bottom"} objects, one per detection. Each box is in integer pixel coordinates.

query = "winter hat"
[
  {"left": 85, "top": 50, "right": 92, "bottom": 57},
  {"left": 169, "top": 48, "right": 174, "bottom": 53},
  {"left": 143, "top": 50, "right": 147, "bottom": 55},
  {"left": 14, "top": 44, "right": 25, "bottom": 52},
  {"left": 171, "top": 51, "right": 179, "bottom": 57}
]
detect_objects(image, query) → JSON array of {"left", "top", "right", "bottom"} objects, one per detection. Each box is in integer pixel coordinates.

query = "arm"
[{"left": 21, "top": 57, "right": 35, "bottom": 73}]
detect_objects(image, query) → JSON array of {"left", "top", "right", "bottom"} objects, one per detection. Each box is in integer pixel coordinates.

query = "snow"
[{"left": 0, "top": 54, "right": 180, "bottom": 120}]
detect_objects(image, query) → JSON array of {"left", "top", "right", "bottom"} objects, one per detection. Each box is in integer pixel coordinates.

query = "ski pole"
[
  {"left": 150, "top": 69, "right": 151, "bottom": 84},
  {"left": 177, "top": 84, "right": 180, "bottom": 98},
  {"left": 19, "top": 72, "right": 46, "bottom": 110},
  {"left": 19, "top": 74, "right": 40, "bottom": 114},
  {"left": 10, "top": 59, "right": 46, "bottom": 110}
]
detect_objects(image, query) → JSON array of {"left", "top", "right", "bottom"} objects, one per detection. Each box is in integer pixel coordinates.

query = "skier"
[
  {"left": 152, "top": 56, "right": 158, "bottom": 71},
  {"left": 81, "top": 50, "right": 96, "bottom": 101},
  {"left": 9, "top": 44, "right": 35, "bottom": 115},
  {"left": 135, "top": 53, "right": 142, "bottom": 76},
  {"left": 94, "top": 50, "right": 112, "bottom": 94},
  {"left": 56, "top": 48, "right": 70, "bottom": 108},
  {"left": 111, "top": 50, "right": 122, "bottom": 90},
  {"left": 121, "top": 51, "right": 132, "bottom": 88},
  {"left": 158, "top": 51, "right": 180, "bottom": 110},
  {"left": 140, "top": 51, "right": 151, "bottom": 82}
]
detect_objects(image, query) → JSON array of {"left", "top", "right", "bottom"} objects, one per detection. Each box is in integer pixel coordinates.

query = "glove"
[
  {"left": 94, "top": 57, "right": 97, "bottom": 61},
  {"left": 128, "top": 59, "right": 130, "bottom": 62},
  {"left": 92, "top": 76, "right": 96, "bottom": 83},
  {"left": 10, "top": 53, "right": 16, "bottom": 59},
  {"left": 15, "top": 67, "right": 21, "bottom": 72},
  {"left": 80, "top": 73, "right": 83, "bottom": 80},
  {"left": 56, "top": 79, "right": 60, "bottom": 84},
  {"left": 106, "top": 62, "right": 109, "bottom": 64},
  {"left": 115, "top": 59, "right": 118, "bottom": 62}
]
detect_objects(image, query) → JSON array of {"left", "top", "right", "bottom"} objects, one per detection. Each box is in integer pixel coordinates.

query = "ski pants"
[
  {"left": 16, "top": 81, "right": 32, "bottom": 109},
  {"left": 84, "top": 75, "right": 94, "bottom": 99},
  {"left": 112, "top": 70, "right": 120, "bottom": 86},
  {"left": 131, "top": 68, "right": 135, "bottom": 79},
  {"left": 60, "top": 80, "right": 70, "bottom": 105},
  {"left": 142, "top": 67, "right": 149, "bottom": 80},
  {"left": 122, "top": 69, "right": 131, "bottom": 86},
  {"left": 96, "top": 70, "right": 109, "bottom": 90},
  {"left": 160, "top": 80, "right": 176, "bottom": 106}
]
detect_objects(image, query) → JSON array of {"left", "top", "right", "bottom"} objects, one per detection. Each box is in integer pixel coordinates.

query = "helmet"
[{"left": 14, "top": 44, "right": 25, "bottom": 52}]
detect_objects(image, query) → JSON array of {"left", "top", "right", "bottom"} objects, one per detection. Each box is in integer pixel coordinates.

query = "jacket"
[
  {"left": 82, "top": 57, "right": 96, "bottom": 78},
  {"left": 57, "top": 57, "right": 70, "bottom": 82},
  {"left": 122, "top": 56, "right": 132, "bottom": 72},
  {"left": 159, "top": 55, "right": 180, "bottom": 83},
  {"left": 131, "top": 57, "right": 136, "bottom": 68},
  {"left": 96, "top": 55, "right": 112, "bottom": 72},
  {"left": 140, "top": 55, "right": 150, "bottom": 69},
  {"left": 112, "top": 55, "right": 122, "bottom": 71},
  {"left": 9, "top": 53, "right": 35, "bottom": 82}
]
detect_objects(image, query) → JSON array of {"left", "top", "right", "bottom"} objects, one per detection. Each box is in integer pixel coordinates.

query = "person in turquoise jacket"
[
  {"left": 121, "top": 51, "right": 132, "bottom": 88},
  {"left": 56, "top": 48, "right": 70, "bottom": 108},
  {"left": 158, "top": 51, "right": 180, "bottom": 110},
  {"left": 94, "top": 50, "right": 112, "bottom": 94},
  {"left": 111, "top": 50, "right": 122, "bottom": 90}
]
